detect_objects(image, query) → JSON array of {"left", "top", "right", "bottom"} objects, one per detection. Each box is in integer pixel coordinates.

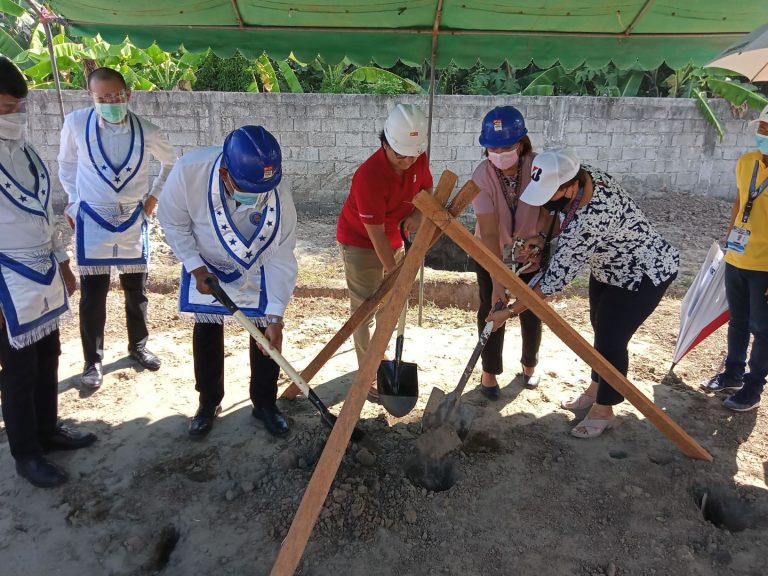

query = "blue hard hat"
[
  {"left": 478, "top": 106, "right": 527, "bottom": 148},
  {"left": 222, "top": 125, "right": 282, "bottom": 193}
]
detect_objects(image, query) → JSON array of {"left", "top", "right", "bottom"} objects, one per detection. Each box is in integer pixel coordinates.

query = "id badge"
[{"left": 725, "top": 226, "right": 750, "bottom": 254}]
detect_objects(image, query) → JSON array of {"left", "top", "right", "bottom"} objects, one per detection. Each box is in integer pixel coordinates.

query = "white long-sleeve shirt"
[
  {"left": 58, "top": 107, "right": 175, "bottom": 205},
  {"left": 158, "top": 146, "right": 298, "bottom": 317},
  {"left": 0, "top": 137, "right": 67, "bottom": 262}
]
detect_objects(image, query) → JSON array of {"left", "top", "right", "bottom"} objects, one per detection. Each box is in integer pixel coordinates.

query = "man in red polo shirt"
[{"left": 336, "top": 104, "right": 433, "bottom": 400}]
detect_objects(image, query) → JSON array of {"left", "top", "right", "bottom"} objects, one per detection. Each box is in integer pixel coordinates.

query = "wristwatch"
[{"left": 266, "top": 315, "right": 284, "bottom": 327}]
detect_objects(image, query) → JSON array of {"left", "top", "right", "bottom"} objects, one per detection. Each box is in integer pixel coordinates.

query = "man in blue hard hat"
[{"left": 158, "top": 125, "right": 298, "bottom": 438}]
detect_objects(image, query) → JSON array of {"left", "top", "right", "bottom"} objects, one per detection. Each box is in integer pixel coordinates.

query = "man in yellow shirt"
[{"left": 705, "top": 104, "right": 768, "bottom": 411}]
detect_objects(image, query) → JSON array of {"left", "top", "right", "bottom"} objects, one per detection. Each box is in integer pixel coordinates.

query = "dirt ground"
[{"left": 1, "top": 191, "right": 767, "bottom": 576}]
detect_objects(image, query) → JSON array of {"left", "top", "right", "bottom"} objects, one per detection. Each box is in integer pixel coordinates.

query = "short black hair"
[
  {"left": 87, "top": 67, "right": 128, "bottom": 90},
  {"left": 379, "top": 129, "right": 389, "bottom": 147},
  {"left": 0, "top": 57, "right": 28, "bottom": 98}
]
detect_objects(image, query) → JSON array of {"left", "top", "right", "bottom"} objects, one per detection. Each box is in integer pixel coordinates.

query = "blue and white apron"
[
  {"left": 0, "top": 248, "right": 68, "bottom": 348},
  {"left": 0, "top": 149, "right": 67, "bottom": 348},
  {"left": 75, "top": 200, "right": 148, "bottom": 275},
  {"left": 75, "top": 109, "right": 149, "bottom": 275},
  {"left": 179, "top": 153, "right": 281, "bottom": 324}
]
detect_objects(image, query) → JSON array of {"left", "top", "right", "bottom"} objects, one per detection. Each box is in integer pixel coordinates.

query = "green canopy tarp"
[{"left": 48, "top": 1, "right": 768, "bottom": 69}]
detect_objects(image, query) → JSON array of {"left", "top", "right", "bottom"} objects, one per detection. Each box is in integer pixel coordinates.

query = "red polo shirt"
[{"left": 336, "top": 147, "right": 433, "bottom": 249}]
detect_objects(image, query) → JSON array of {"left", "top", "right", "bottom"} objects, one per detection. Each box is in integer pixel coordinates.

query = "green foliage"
[
  {"left": 14, "top": 31, "right": 202, "bottom": 91},
  {"left": 662, "top": 65, "right": 768, "bottom": 140},
  {"left": 194, "top": 51, "right": 254, "bottom": 92}
]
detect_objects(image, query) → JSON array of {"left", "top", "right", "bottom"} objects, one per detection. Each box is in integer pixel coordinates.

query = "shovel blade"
[
  {"left": 421, "top": 387, "right": 475, "bottom": 440},
  {"left": 377, "top": 360, "right": 418, "bottom": 417}
]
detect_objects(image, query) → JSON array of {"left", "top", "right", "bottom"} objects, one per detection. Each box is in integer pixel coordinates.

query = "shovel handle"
[
  {"left": 452, "top": 300, "right": 506, "bottom": 397},
  {"left": 204, "top": 278, "right": 357, "bottom": 437}
]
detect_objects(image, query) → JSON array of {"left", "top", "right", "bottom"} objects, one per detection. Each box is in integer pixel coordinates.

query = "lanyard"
[
  {"left": 741, "top": 160, "right": 768, "bottom": 224},
  {"left": 493, "top": 158, "right": 523, "bottom": 230},
  {"left": 560, "top": 184, "right": 585, "bottom": 231}
]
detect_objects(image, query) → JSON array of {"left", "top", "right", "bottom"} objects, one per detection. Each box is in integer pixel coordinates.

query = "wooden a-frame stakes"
[{"left": 270, "top": 171, "right": 712, "bottom": 575}]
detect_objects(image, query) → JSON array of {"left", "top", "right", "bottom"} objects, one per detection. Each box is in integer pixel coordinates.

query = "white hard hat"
[
  {"left": 520, "top": 148, "right": 581, "bottom": 206},
  {"left": 384, "top": 103, "right": 428, "bottom": 157}
]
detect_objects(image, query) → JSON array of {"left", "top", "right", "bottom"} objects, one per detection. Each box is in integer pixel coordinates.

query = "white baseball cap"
[
  {"left": 520, "top": 148, "right": 581, "bottom": 206},
  {"left": 749, "top": 104, "right": 768, "bottom": 132}
]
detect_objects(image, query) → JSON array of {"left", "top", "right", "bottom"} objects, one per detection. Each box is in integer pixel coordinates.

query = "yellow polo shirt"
[{"left": 725, "top": 151, "right": 768, "bottom": 272}]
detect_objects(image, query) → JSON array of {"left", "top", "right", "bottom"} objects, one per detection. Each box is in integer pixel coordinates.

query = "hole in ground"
[
  {"left": 405, "top": 456, "right": 459, "bottom": 492},
  {"left": 692, "top": 484, "right": 756, "bottom": 533},
  {"left": 151, "top": 525, "right": 180, "bottom": 570}
]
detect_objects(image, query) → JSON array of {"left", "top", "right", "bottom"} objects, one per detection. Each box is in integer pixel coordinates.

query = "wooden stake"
[
  {"left": 270, "top": 173, "right": 460, "bottom": 575},
  {"left": 412, "top": 191, "right": 712, "bottom": 462},
  {"left": 280, "top": 175, "right": 473, "bottom": 400}
]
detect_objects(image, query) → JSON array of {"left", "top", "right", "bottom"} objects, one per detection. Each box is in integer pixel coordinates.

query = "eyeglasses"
[
  {"left": 90, "top": 90, "right": 128, "bottom": 104},
  {"left": 0, "top": 97, "right": 27, "bottom": 115}
]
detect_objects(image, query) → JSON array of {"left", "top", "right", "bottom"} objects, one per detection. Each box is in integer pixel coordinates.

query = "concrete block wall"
[{"left": 27, "top": 91, "right": 760, "bottom": 210}]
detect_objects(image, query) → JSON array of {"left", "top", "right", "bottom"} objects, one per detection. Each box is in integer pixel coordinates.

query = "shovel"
[
  {"left": 421, "top": 300, "right": 505, "bottom": 441},
  {"left": 377, "top": 303, "right": 419, "bottom": 417},
  {"left": 205, "top": 278, "right": 364, "bottom": 442},
  {"left": 377, "top": 223, "right": 419, "bottom": 417}
]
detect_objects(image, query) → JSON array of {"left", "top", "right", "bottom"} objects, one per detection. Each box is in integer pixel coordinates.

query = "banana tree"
[
  {"left": 664, "top": 65, "right": 768, "bottom": 140},
  {"left": 0, "top": 0, "right": 29, "bottom": 58}
]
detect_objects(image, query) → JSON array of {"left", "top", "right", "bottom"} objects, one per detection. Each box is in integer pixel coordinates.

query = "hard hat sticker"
[
  {"left": 409, "top": 131, "right": 419, "bottom": 137},
  {"left": 493, "top": 119, "right": 503, "bottom": 131},
  {"left": 263, "top": 166, "right": 273, "bottom": 179}
]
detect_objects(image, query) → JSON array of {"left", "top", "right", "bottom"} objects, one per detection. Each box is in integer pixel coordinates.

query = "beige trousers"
[{"left": 339, "top": 243, "right": 404, "bottom": 367}]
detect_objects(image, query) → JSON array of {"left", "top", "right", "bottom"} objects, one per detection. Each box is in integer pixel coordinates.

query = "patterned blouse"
[{"left": 539, "top": 166, "right": 679, "bottom": 295}]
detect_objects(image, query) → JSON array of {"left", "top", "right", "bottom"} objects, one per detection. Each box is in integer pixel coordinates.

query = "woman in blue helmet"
[
  {"left": 158, "top": 126, "right": 298, "bottom": 439},
  {"left": 472, "top": 106, "right": 558, "bottom": 399}
]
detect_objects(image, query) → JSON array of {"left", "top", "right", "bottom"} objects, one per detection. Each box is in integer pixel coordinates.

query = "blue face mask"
[
  {"left": 757, "top": 134, "right": 768, "bottom": 155},
  {"left": 232, "top": 191, "right": 260, "bottom": 205}
]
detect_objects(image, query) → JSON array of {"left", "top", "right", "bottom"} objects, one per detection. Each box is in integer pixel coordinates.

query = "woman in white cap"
[
  {"left": 488, "top": 148, "right": 679, "bottom": 437},
  {"left": 471, "top": 106, "right": 558, "bottom": 399},
  {"left": 336, "top": 104, "right": 433, "bottom": 400}
]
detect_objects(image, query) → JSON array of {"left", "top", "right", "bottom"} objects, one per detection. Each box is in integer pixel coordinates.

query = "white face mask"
[{"left": 0, "top": 112, "right": 27, "bottom": 141}]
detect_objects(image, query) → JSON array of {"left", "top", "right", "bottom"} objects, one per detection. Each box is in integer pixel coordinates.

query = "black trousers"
[
  {"left": 476, "top": 263, "right": 542, "bottom": 375},
  {"left": 0, "top": 329, "right": 60, "bottom": 460},
  {"left": 192, "top": 322, "right": 279, "bottom": 409},
  {"left": 79, "top": 272, "right": 149, "bottom": 364},
  {"left": 589, "top": 273, "right": 674, "bottom": 406}
]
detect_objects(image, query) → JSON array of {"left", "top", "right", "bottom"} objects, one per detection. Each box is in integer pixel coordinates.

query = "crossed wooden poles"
[{"left": 271, "top": 171, "right": 712, "bottom": 575}]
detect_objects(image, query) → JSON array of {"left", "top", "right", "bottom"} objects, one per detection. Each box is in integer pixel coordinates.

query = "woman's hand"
[
  {"left": 515, "top": 236, "right": 544, "bottom": 270},
  {"left": 491, "top": 282, "right": 509, "bottom": 307},
  {"left": 485, "top": 306, "right": 514, "bottom": 332}
]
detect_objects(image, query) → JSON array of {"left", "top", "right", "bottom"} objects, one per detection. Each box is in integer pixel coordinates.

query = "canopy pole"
[
  {"left": 419, "top": 0, "right": 444, "bottom": 327},
  {"left": 24, "top": 1, "right": 65, "bottom": 121}
]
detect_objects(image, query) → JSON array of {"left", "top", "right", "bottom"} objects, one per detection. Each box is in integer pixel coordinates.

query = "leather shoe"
[
  {"left": 81, "top": 362, "right": 103, "bottom": 389},
  {"left": 523, "top": 374, "right": 540, "bottom": 389},
  {"left": 129, "top": 345, "right": 161, "bottom": 371},
  {"left": 188, "top": 404, "right": 221, "bottom": 439},
  {"left": 480, "top": 380, "right": 500, "bottom": 400},
  {"left": 252, "top": 404, "right": 290, "bottom": 437},
  {"left": 16, "top": 456, "right": 68, "bottom": 488},
  {"left": 41, "top": 425, "right": 97, "bottom": 453}
]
